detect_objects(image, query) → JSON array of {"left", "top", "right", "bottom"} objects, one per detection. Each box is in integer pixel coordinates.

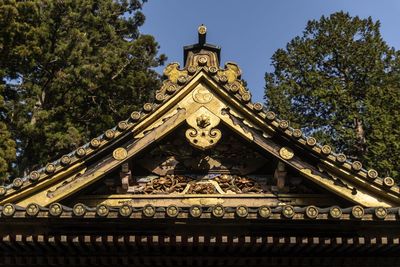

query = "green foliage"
[
  {"left": 0, "top": 0, "right": 166, "bottom": 178},
  {"left": 0, "top": 79, "right": 16, "bottom": 184},
  {"left": 265, "top": 12, "right": 400, "bottom": 179}
]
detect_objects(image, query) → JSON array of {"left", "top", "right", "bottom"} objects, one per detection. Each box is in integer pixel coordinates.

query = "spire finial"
[
  {"left": 198, "top": 24, "right": 207, "bottom": 46},
  {"left": 183, "top": 25, "right": 220, "bottom": 66}
]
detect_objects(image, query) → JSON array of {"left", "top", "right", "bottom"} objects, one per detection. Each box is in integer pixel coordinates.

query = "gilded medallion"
[
  {"left": 113, "top": 147, "right": 128, "bottom": 161},
  {"left": 279, "top": 147, "right": 294, "bottom": 160},
  {"left": 192, "top": 85, "right": 213, "bottom": 104}
]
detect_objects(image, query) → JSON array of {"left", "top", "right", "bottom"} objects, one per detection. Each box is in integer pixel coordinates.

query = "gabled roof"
[{"left": 0, "top": 25, "right": 399, "bottom": 209}]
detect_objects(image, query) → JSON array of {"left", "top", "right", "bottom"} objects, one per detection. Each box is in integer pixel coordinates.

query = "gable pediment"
[{"left": 1, "top": 29, "right": 399, "bottom": 210}]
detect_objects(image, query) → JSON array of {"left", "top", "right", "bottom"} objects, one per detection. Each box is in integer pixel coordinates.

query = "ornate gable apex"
[{"left": 1, "top": 25, "right": 399, "bottom": 209}]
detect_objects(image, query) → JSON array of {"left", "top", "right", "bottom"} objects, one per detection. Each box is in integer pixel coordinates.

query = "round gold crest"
[
  {"left": 279, "top": 147, "right": 294, "bottom": 160},
  {"left": 155, "top": 93, "right": 165, "bottom": 102},
  {"left": 292, "top": 129, "right": 302, "bottom": 138},
  {"left": 265, "top": 111, "right": 276, "bottom": 120},
  {"left": 329, "top": 206, "right": 342, "bottom": 219},
  {"left": 45, "top": 164, "right": 56, "bottom": 174},
  {"left": 13, "top": 178, "right": 23, "bottom": 188},
  {"left": 336, "top": 153, "right": 347, "bottom": 163},
  {"left": 96, "top": 204, "right": 109, "bottom": 217},
  {"left": 166, "top": 205, "right": 179, "bottom": 217},
  {"left": 189, "top": 205, "right": 202, "bottom": 218},
  {"left": 198, "top": 25, "right": 207, "bottom": 35},
  {"left": 188, "top": 66, "right": 197, "bottom": 74},
  {"left": 258, "top": 206, "right": 272, "bottom": 218},
  {"left": 282, "top": 205, "right": 295, "bottom": 218},
  {"left": 2, "top": 203, "right": 15, "bottom": 216},
  {"left": 29, "top": 171, "right": 40, "bottom": 181},
  {"left": 279, "top": 120, "right": 289, "bottom": 129},
  {"left": 209, "top": 66, "right": 218, "bottom": 74},
  {"left": 113, "top": 147, "right": 128, "bottom": 161},
  {"left": 305, "top": 206, "right": 319, "bottom": 219},
  {"left": 351, "top": 205, "right": 364, "bottom": 219},
  {"left": 383, "top": 177, "right": 395, "bottom": 187},
  {"left": 104, "top": 129, "right": 115, "bottom": 140},
  {"left": 60, "top": 155, "right": 71, "bottom": 166},
  {"left": 119, "top": 205, "right": 132, "bottom": 217},
  {"left": 76, "top": 147, "right": 86, "bottom": 157},
  {"left": 198, "top": 56, "right": 208, "bottom": 65},
  {"left": 219, "top": 75, "right": 228, "bottom": 83},
  {"left": 143, "top": 204, "right": 156, "bottom": 217},
  {"left": 90, "top": 138, "right": 101, "bottom": 148},
  {"left": 143, "top": 103, "right": 153, "bottom": 113},
  {"left": 306, "top": 137, "right": 317, "bottom": 147},
  {"left": 375, "top": 207, "right": 387, "bottom": 219},
  {"left": 367, "top": 169, "right": 378, "bottom": 179},
  {"left": 130, "top": 111, "right": 141, "bottom": 121},
  {"left": 117, "top": 121, "right": 129, "bottom": 131},
  {"left": 321, "top": 145, "right": 332, "bottom": 155},
  {"left": 229, "top": 83, "right": 239, "bottom": 93},
  {"left": 26, "top": 203, "right": 40, "bottom": 217},
  {"left": 193, "top": 86, "right": 213, "bottom": 104},
  {"left": 253, "top": 102, "right": 263, "bottom": 112},
  {"left": 212, "top": 205, "right": 225, "bottom": 218},
  {"left": 49, "top": 203, "right": 63, "bottom": 217},
  {"left": 352, "top": 161, "right": 362, "bottom": 171},
  {"left": 0, "top": 186, "right": 7, "bottom": 196},
  {"left": 177, "top": 75, "right": 187, "bottom": 84},
  {"left": 241, "top": 93, "right": 251, "bottom": 102},
  {"left": 236, "top": 206, "right": 248, "bottom": 218},
  {"left": 73, "top": 203, "right": 86, "bottom": 216}
]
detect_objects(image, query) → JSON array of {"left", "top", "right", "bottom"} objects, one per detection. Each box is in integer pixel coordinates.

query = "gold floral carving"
[
  {"left": 279, "top": 147, "right": 294, "bottom": 160},
  {"left": 132, "top": 174, "right": 265, "bottom": 195},
  {"left": 143, "top": 175, "right": 189, "bottom": 194},
  {"left": 192, "top": 85, "right": 213, "bottom": 104},
  {"left": 113, "top": 147, "right": 128, "bottom": 161},
  {"left": 185, "top": 107, "right": 221, "bottom": 150}
]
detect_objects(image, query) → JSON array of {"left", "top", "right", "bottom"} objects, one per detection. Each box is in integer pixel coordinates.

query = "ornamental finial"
[{"left": 198, "top": 24, "right": 207, "bottom": 46}]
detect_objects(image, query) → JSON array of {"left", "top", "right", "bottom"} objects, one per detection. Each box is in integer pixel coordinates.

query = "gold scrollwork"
[
  {"left": 217, "top": 62, "right": 242, "bottom": 84},
  {"left": 163, "top": 62, "right": 188, "bottom": 84},
  {"left": 185, "top": 107, "right": 221, "bottom": 150}
]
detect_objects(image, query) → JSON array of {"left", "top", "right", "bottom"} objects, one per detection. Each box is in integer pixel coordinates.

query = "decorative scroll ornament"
[
  {"left": 217, "top": 62, "right": 241, "bottom": 84},
  {"left": 163, "top": 62, "right": 188, "bottom": 84},
  {"left": 185, "top": 107, "right": 221, "bottom": 150}
]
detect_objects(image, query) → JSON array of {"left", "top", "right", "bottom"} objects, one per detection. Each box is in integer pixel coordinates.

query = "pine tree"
[
  {"left": 265, "top": 12, "right": 400, "bottom": 179},
  {"left": 0, "top": 80, "right": 16, "bottom": 184},
  {"left": 0, "top": 0, "right": 166, "bottom": 178}
]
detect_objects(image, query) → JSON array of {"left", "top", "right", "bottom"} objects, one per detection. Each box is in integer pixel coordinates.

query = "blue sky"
[{"left": 140, "top": 1, "right": 400, "bottom": 102}]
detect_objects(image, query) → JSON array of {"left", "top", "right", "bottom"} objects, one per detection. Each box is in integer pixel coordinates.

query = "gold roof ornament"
[{"left": 198, "top": 24, "right": 207, "bottom": 45}]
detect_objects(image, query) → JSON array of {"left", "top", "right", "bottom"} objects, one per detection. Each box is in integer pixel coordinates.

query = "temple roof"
[{"left": 0, "top": 25, "right": 399, "bottom": 211}]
